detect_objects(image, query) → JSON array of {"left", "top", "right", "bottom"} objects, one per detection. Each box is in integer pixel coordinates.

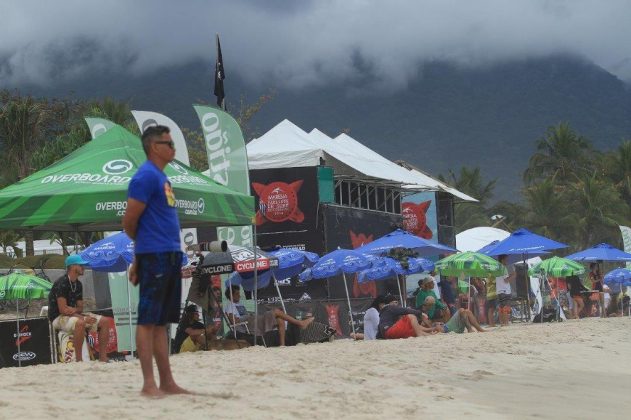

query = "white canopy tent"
[
  {"left": 243, "top": 119, "right": 476, "bottom": 202},
  {"left": 456, "top": 227, "right": 511, "bottom": 251}
]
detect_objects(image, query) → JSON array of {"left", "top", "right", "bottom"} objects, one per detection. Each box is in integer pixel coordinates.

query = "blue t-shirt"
[{"left": 128, "top": 161, "right": 181, "bottom": 253}]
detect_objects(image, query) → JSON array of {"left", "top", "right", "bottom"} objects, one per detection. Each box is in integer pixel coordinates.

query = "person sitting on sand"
[
  {"left": 223, "top": 285, "right": 314, "bottom": 346},
  {"left": 172, "top": 304, "right": 220, "bottom": 353},
  {"left": 415, "top": 277, "right": 450, "bottom": 322},
  {"left": 435, "top": 303, "right": 487, "bottom": 334},
  {"left": 378, "top": 296, "right": 439, "bottom": 339},
  {"left": 351, "top": 295, "right": 390, "bottom": 340}
]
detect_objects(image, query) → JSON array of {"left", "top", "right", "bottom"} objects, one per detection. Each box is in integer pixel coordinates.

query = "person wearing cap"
[
  {"left": 48, "top": 254, "right": 112, "bottom": 362},
  {"left": 415, "top": 277, "right": 450, "bottom": 323}
]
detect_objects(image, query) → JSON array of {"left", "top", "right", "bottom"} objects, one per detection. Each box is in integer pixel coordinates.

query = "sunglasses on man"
[{"left": 155, "top": 140, "right": 175, "bottom": 149}]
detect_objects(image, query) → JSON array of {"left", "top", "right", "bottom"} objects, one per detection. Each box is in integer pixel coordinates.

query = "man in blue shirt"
[{"left": 123, "top": 125, "right": 188, "bottom": 397}]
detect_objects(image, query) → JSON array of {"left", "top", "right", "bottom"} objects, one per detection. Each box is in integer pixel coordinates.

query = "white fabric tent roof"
[
  {"left": 456, "top": 227, "right": 511, "bottom": 252},
  {"left": 246, "top": 119, "right": 476, "bottom": 201}
]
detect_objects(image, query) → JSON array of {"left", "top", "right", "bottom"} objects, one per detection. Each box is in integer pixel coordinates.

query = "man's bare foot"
[
  {"left": 160, "top": 384, "right": 193, "bottom": 395},
  {"left": 299, "top": 317, "right": 315, "bottom": 329},
  {"left": 141, "top": 387, "right": 166, "bottom": 398}
]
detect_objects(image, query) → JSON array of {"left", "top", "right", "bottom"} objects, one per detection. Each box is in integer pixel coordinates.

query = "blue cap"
[{"left": 65, "top": 254, "right": 89, "bottom": 267}]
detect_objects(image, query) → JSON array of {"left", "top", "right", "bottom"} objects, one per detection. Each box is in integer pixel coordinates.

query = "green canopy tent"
[
  {"left": 0, "top": 125, "right": 254, "bottom": 231},
  {"left": 0, "top": 273, "right": 53, "bottom": 367},
  {"left": 0, "top": 125, "right": 254, "bottom": 356}
]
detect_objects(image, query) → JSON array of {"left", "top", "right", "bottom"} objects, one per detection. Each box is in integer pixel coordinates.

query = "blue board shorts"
[{"left": 137, "top": 252, "right": 183, "bottom": 325}]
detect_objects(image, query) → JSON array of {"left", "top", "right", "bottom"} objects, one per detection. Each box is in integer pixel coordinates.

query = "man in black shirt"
[{"left": 49, "top": 255, "right": 112, "bottom": 362}]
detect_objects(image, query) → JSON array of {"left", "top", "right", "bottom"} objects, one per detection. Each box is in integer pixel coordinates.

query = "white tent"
[
  {"left": 456, "top": 227, "right": 511, "bottom": 251},
  {"left": 244, "top": 119, "right": 476, "bottom": 201}
]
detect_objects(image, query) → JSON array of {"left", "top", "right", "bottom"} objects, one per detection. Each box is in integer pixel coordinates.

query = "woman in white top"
[{"left": 351, "top": 295, "right": 389, "bottom": 340}]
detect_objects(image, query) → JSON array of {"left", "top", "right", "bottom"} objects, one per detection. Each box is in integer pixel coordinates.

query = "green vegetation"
[{"left": 444, "top": 123, "right": 631, "bottom": 252}]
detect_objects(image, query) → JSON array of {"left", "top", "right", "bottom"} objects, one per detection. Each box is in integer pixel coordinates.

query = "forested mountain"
[{"left": 13, "top": 55, "right": 631, "bottom": 200}]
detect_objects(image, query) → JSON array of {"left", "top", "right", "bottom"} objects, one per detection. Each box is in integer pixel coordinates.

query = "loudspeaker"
[{"left": 514, "top": 263, "right": 530, "bottom": 298}]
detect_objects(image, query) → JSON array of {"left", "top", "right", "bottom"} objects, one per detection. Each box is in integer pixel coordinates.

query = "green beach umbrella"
[
  {"left": 528, "top": 256, "right": 585, "bottom": 277},
  {"left": 0, "top": 273, "right": 52, "bottom": 367},
  {"left": 435, "top": 251, "right": 507, "bottom": 277},
  {"left": 0, "top": 125, "right": 254, "bottom": 231},
  {"left": 0, "top": 273, "right": 52, "bottom": 300}
]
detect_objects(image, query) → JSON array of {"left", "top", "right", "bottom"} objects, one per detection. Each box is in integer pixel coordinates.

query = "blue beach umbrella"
[
  {"left": 478, "top": 239, "right": 549, "bottom": 264},
  {"left": 603, "top": 268, "right": 631, "bottom": 287},
  {"left": 270, "top": 248, "right": 319, "bottom": 279},
  {"left": 565, "top": 243, "right": 631, "bottom": 262},
  {"left": 80, "top": 232, "right": 134, "bottom": 272},
  {"left": 485, "top": 228, "right": 567, "bottom": 258},
  {"left": 355, "top": 228, "right": 457, "bottom": 257},
  {"left": 358, "top": 256, "right": 434, "bottom": 304},
  {"left": 299, "top": 249, "right": 373, "bottom": 335}
]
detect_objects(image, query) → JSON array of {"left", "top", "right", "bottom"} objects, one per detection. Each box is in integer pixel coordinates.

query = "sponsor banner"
[
  {"left": 194, "top": 105, "right": 252, "bottom": 250},
  {"left": 401, "top": 191, "right": 439, "bottom": 294},
  {"left": 131, "top": 110, "right": 190, "bottom": 164},
  {"left": 256, "top": 230, "right": 328, "bottom": 302},
  {"left": 85, "top": 117, "right": 116, "bottom": 139},
  {"left": 322, "top": 204, "right": 403, "bottom": 300},
  {"left": 251, "top": 167, "right": 320, "bottom": 234},
  {"left": 108, "top": 270, "right": 138, "bottom": 353},
  {"left": 401, "top": 191, "right": 437, "bottom": 241},
  {"left": 257, "top": 298, "right": 372, "bottom": 338},
  {"left": 0, "top": 318, "right": 52, "bottom": 368}
]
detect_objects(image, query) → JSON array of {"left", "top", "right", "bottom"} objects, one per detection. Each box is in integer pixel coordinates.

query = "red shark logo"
[
  {"left": 350, "top": 231, "right": 377, "bottom": 298},
  {"left": 402, "top": 200, "right": 433, "bottom": 239},
  {"left": 252, "top": 180, "right": 305, "bottom": 225}
]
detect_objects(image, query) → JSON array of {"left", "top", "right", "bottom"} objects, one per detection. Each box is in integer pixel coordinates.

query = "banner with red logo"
[
  {"left": 0, "top": 318, "right": 52, "bottom": 368},
  {"left": 257, "top": 298, "right": 372, "bottom": 338},
  {"left": 251, "top": 167, "right": 319, "bottom": 233},
  {"left": 401, "top": 192, "right": 439, "bottom": 295},
  {"left": 322, "top": 204, "right": 403, "bottom": 300}
]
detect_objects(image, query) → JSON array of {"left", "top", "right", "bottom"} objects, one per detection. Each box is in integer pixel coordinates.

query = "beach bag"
[
  {"left": 532, "top": 307, "right": 557, "bottom": 323},
  {"left": 299, "top": 321, "right": 336, "bottom": 344}
]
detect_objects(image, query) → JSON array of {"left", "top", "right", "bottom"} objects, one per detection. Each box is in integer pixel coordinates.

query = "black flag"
[{"left": 214, "top": 34, "right": 226, "bottom": 110}]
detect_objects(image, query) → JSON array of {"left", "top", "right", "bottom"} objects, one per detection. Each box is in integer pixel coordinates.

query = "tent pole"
[
  {"left": 272, "top": 273, "right": 287, "bottom": 313},
  {"left": 395, "top": 274, "right": 404, "bottom": 308},
  {"left": 468, "top": 277, "right": 471, "bottom": 312},
  {"left": 253, "top": 224, "right": 258, "bottom": 347},
  {"left": 16, "top": 299, "right": 21, "bottom": 368},
  {"left": 228, "top": 279, "right": 237, "bottom": 340},
  {"left": 126, "top": 264, "right": 134, "bottom": 359},
  {"left": 523, "top": 255, "right": 532, "bottom": 322},
  {"left": 342, "top": 273, "right": 356, "bottom": 337}
]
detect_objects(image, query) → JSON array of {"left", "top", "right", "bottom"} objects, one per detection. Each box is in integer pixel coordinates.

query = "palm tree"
[
  {"left": 440, "top": 166, "right": 495, "bottom": 205},
  {"left": 602, "top": 140, "right": 631, "bottom": 206},
  {"left": 523, "top": 179, "right": 570, "bottom": 242},
  {"left": 439, "top": 166, "right": 496, "bottom": 233},
  {"left": 524, "top": 123, "right": 594, "bottom": 185},
  {"left": 566, "top": 174, "right": 630, "bottom": 249},
  {"left": 0, "top": 230, "right": 21, "bottom": 256}
]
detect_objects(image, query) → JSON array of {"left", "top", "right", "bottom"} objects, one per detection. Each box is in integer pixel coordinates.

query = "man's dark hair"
[
  {"left": 141, "top": 125, "right": 170, "bottom": 155},
  {"left": 225, "top": 284, "right": 240, "bottom": 300}
]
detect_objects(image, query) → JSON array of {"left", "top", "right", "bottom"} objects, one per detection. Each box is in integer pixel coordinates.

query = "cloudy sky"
[{"left": 2, "top": 0, "right": 631, "bottom": 90}]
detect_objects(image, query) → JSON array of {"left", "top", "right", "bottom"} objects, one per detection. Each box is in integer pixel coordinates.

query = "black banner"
[
  {"left": 256, "top": 230, "right": 328, "bottom": 302},
  {"left": 0, "top": 317, "right": 52, "bottom": 368},
  {"left": 322, "top": 204, "right": 403, "bottom": 300},
  {"left": 251, "top": 167, "right": 320, "bottom": 233},
  {"left": 257, "top": 298, "right": 372, "bottom": 338}
]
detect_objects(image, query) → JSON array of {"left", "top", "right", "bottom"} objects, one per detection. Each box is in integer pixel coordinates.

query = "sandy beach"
[{"left": 1, "top": 317, "right": 629, "bottom": 419}]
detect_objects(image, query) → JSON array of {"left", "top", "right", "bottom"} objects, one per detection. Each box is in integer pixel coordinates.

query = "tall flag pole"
[{"left": 214, "top": 34, "right": 226, "bottom": 110}]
